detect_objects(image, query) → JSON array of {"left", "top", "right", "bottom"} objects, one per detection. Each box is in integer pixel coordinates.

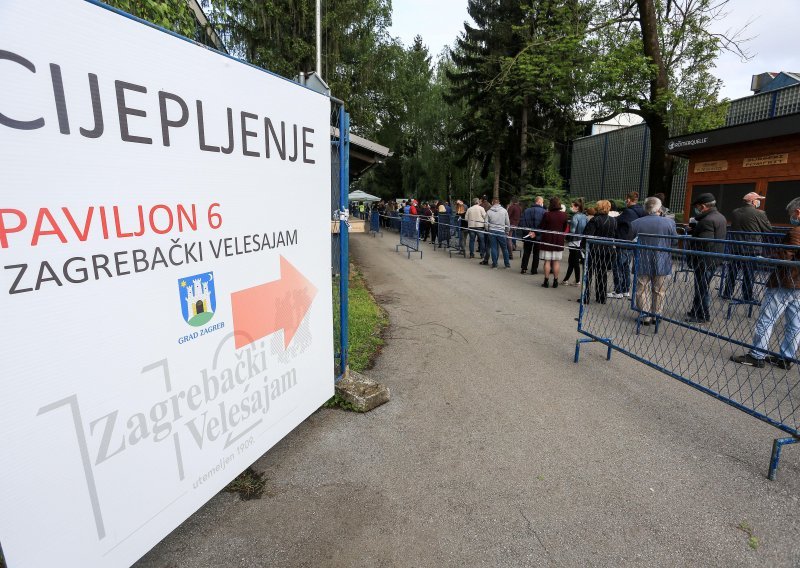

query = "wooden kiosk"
[{"left": 666, "top": 112, "right": 800, "bottom": 225}]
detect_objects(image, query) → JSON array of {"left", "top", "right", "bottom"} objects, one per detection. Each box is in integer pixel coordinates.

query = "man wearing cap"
[
  {"left": 686, "top": 193, "right": 727, "bottom": 323},
  {"left": 722, "top": 192, "right": 773, "bottom": 302}
]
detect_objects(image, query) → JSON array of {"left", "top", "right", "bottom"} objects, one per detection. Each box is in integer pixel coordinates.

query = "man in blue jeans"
[
  {"left": 609, "top": 191, "right": 645, "bottom": 298},
  {"left": 731, "top": 197, "right": 800, "bottom": 369},
  {"left": 465, "top": 198, "right": 487, "bottom": 258},
  {"left": 485, "top": 198, "right": 511, "bottom": 269}
]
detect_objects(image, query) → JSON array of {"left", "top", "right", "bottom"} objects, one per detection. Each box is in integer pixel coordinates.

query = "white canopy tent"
[{"left": 348, "top": 190, "right": 381, "bottom": 202}]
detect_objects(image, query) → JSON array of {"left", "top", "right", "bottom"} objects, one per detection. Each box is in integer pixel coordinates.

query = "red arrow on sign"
[{"left": 230, "top": 255, "right": 318, "bottom": 349}]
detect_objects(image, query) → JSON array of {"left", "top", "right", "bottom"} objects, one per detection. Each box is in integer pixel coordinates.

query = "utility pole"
[{"left": 316, "top": 0, "right": 322, "bottom": 77}]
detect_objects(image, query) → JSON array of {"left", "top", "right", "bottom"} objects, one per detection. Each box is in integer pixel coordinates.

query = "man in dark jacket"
[
  {"left": 731, "top": 197, "right": 800, "bottom": 369},
  {"left": 519, "top": 197, "right": 547, "bottom": 274},
  {"left": 722, "top": 192, "right": 773, "bottom": 301},
  {"left": 686, "top": 192, "right": 727, "bottom": 323},
  {"left": 610, "top": 192, "right": 646, "bottom": 298}
]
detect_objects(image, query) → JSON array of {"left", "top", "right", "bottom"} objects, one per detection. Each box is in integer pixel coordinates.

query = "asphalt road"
[{"left": 137, "top": 232, "right": 800, "bottom": 567}]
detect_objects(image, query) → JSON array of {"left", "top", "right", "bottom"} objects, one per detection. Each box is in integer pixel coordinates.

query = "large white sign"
[{"left": 0, "top": 1, "right": 334, "bottom": 566}]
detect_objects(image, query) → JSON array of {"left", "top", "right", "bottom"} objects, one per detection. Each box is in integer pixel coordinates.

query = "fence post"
[{"left": 338, "top": 108, "right": 350, "bottom": 379}]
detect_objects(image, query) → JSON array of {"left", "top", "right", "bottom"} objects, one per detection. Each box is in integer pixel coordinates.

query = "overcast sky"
[{"left": 387, "top": 0, "right": 799, "bottom": 102}]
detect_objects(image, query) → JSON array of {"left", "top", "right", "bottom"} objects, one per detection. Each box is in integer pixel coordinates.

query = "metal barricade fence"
[
  {"left": 388, "top": 211, "right": 401, "bottom": 232},
  {"left": 436, "top": 213, "right": 452, "bottom": 249},
  {"left": 575, "top": 237, "right": 800, "bottom": 479},
  {"left": 396, "top": 215, "right": 422, "bottom": 259},
  {"left": 369, "top": 210, "right": 382, "bottom": 236}
]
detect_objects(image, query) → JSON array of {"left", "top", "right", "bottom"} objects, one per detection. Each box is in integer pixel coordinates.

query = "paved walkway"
[{"left": 138, "top": 233, "right": 800, "bottom": 567}]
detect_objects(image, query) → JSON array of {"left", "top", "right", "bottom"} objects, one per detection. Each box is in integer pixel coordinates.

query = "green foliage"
[
  {"left": 578, "top": 0, "right": 742, "bottom": 198},
  {"left": 333, "top": 269, "right": 388, "bottom": 374},
  {"left": 103, "top": 0, "right": 197, "bottom": 36},
  {"left": 322, "top": 392, "right": 363, "bottom": 412},
  {"left": 203, "top": 0, "right": 397, "bottom": 138},
  {"left": 737, "top": 521, "right": 760, "bottom": 551}
]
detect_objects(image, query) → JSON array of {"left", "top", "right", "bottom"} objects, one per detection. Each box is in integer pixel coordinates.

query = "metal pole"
[
  {"left": 338, "top": 108, "right": 349, "bottom": 377},
  {"left": 316, "top": 0, "right": 322, "bottom": 77}
]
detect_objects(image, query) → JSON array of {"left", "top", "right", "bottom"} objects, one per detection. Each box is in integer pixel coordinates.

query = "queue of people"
[{"left": 371, "top": 190, "right": 798, "bottom": 372}]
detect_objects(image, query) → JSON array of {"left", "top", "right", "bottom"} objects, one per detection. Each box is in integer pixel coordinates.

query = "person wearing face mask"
[
  {"left": 686, "top": 193, "right": 727, "bottom": 323},
  {"left": 731, "top": 197, "right": 800, "bottom": 370},
  {"left": 722, "top": 192, "right": 773, "bottom": 301}
]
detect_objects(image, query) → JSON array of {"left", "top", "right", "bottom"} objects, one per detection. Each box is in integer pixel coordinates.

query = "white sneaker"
[
  {"left": 607, "top": 292, "right": 623, "bottom": 299},
  {"left": 623, "top": 292, "right": 632, "bottom": 298}
]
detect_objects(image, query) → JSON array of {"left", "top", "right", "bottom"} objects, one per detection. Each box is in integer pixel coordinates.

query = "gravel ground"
[{"left": 136, "top": 233, "right": 800, "bottom": 568}]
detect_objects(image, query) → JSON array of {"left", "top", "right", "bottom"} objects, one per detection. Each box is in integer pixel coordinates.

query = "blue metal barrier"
[
  {"left": 388, "top": 212, "right": 401, "bottom": 232},
  {"left": 369, "top": 210, "right": 382, "bottom": 236},
  {"left": 576, "top": 238, "right": 800, "bottom": 480},
  {"left": 396, "top": 215, "right": 422, "bottom": 259},
  {"left": 436, "top": 213, "right": 451, "bottom": 249}
]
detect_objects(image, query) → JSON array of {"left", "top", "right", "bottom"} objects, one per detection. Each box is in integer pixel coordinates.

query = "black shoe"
[
  {"left": 542, "top": 278, "right": 549, "bottom": 288},
  {"left": 469, "top": 254, "right": 475, "bottom": 258},
  {"left": 521, "top": 269, "right": 528, "bottom": 274},
  {"left": 730, "top": 354, "right": 765, "bottom": 368},
  {"left": 766, "top": 355, "right": 794, "bottom": 370},
  {"left": 479, "top": 260, "right": 488, "bottom": 265},
  {"left": 553, "top": 279, "right": 558, "bottom": 288},
  {"left": 685, "top": 316, "right": 710, "bottom": 324},
  {"left": 532, "top": 270, "right": 538, "bottom": 275}
]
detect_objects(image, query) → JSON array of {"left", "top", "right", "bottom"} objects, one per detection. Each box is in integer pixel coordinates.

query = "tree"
[
  {"left": 499, "top": 0, "right": 592, "bottom": 191},
  {"left": 582, "top": 0, "right": 746, "bottom": 205},
  {"left": 447, "top": 0, "right": 527, "bottom": 201},
  {"left": 104, "top": 0, "right": 197, "bottom": 36},
  {"left": 202, "top": 0, "right": 399, "bottom": 137}
]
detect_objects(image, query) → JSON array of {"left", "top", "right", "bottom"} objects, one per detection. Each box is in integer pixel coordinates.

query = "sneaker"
[
  {"left": 492, "top": 265, "right": 498, "bottom": 269},
  {"left": 607, "top": 292, "right": 623, "bottom": 299},
  {"left": 623, "top": 292, "right": 632, "bottom": 298},
  {"left": 521, "top": 269, "right": 528, "bottom": 274},
  {"left": 479, "top": 260, "right": 488, "bottom": 265},
  {"left": 766, "top": 355, "right": 794, "bottom": 370},
  {"left": 685, "top": 316, "right": 710, "bottom": 324},
  {"left": 469, "top": 254, "right": 475, "bottom": 259},
  {"left": 730, "top": 354, "right": 765, "bottom": 368},
  {"left": 503, "top": 265, "right": 511, "bottom": 269}
]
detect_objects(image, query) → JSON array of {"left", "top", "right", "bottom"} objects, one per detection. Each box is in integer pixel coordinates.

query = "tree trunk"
[
  {"left": 493, "top": 150, "right": 501, "bottom": 202},
  {"left": 645, "top": 117, "right": 672, "bottom": 203},
  {"left": 520, "top": 98, "right": 528, "bottom": 193},
  {"left": 637, "top": 0, "right": 671, "bottom": 202}
]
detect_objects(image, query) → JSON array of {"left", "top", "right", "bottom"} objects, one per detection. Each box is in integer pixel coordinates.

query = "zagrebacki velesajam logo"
[{"left": 179, "top": 272, "right": 216, "bottom": 326}]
